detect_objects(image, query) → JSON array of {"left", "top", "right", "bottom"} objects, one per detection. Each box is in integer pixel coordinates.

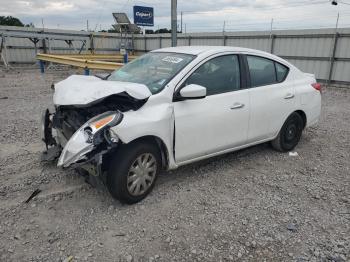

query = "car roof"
[
  {"left": 152, "top": 46, "right": 265, "bottom": 56},
  {"left": 152, "top": 46, "right": 295, "bottom": 69}
]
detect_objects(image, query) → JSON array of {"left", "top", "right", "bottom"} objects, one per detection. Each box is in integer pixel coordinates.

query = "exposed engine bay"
[{"left": 52, "top": 92, "right": 147, "bottom": 141}]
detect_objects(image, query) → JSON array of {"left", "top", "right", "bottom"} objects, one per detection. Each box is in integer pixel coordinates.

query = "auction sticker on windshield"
[{"left": 162, "top": 56, "right": 184, "bottom": 63}]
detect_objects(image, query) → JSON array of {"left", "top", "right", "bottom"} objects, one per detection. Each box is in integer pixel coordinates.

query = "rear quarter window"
[{"left": 275, "top": 62, "right": 289, "bottom": 82}]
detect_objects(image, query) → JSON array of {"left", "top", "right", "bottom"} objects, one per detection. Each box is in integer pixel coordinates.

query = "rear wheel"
[
  {"left": 107, "top": 140, "right": 161, "bottom": 204},
  {"left": 271, "top": 112, "right": 304, "bottom": 152}
]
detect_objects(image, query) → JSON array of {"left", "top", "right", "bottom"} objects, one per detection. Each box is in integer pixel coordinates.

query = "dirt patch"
[{"left": 0, "top": 68, "right": 349, "bottom": 261}]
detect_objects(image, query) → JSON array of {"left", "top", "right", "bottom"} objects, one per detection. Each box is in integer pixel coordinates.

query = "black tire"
[
  {"left": 107, "top": 140, "right": 161, "bottom": 204},
  {"left": 271, "top": 112, "right": 304, "bottom": 152}
]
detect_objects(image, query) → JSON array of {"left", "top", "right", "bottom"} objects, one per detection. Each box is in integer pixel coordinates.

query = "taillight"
[{"left": 311, "top": 83, "right": 322, "bottom": 92}]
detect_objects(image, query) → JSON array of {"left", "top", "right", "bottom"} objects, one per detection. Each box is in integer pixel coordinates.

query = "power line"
[
  {"left": 187, "top": 12, "right": 350, "bottom": 27},
  {"left": 181, "top": 0, "right": 329, "bottom": 14}
]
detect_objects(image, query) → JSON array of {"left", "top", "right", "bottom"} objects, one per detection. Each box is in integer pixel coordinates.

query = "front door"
[{"left": 173, "top": 54, "right": 250, "bottom": 163}]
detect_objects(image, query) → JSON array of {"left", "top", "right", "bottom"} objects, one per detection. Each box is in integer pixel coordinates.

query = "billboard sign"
[{"left": 133, "top": 6, "right": 154, "bottom": 26}]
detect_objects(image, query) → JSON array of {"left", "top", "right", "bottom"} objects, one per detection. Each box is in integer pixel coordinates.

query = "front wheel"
[
  {"left": 107, "top": 140, "right": 161, "bottom": 204},
  {"left": 271, "top": 112, "right": 304, "bottom": 152}
]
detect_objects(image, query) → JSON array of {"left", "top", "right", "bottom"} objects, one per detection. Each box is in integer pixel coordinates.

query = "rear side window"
[{"left": 247, "top": 55, "right": 289, "bottom": 87}]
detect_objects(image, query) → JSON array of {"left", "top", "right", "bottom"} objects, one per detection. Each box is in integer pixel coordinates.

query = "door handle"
[
  {"left": 230, "top": 103, "right": 245, "bottom": 109},
  {"left": 284, "top": 93, "right": 295, "bottom": 99}
]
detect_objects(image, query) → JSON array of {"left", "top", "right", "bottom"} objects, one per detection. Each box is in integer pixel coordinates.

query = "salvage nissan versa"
[{"left": 41, "top": 46, "right": 321, "bottom": 204}]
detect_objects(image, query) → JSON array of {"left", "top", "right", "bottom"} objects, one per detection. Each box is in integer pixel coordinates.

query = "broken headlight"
[
  {"left": 83, "top": 113, "right": 122, "bottom": 144},
  {"left": 57, "top": 111, "right": 123, "bottom": 168}
]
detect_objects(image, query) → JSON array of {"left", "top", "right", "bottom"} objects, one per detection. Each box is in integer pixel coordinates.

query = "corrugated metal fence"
[{"left": 1, "top": 26, "right": 350, "bottom": 85}]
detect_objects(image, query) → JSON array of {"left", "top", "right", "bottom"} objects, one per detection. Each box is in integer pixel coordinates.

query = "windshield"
[{"left": 108, "top": 52, "right": 195, "bottom": 94}]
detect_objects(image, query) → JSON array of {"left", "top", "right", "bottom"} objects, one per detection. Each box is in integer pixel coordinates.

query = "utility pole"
[
  {"left": 335, "top": 12, "right": 340, "bottom": 31},
  {"left": 87, "top": 20, "right": 89, "bottom": 32},
  {"left": 270, "top": 18, "right": 274, "bottom": 36},
  {"left": 327, "top": 12, "right": 340, "bottom": 86},
  {"left": 171, "top": 0, "right": 177, "bottom": 47},
  {"left": 270, "top": 18, "right": 275, "bottom": 54},
  {"left": 181, "top": 11, "right": 183, "bottom": 33}
]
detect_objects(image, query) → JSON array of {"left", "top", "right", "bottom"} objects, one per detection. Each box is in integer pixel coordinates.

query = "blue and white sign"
[{"left": 133, "top": 6, "right": 154, "bottom": 26}]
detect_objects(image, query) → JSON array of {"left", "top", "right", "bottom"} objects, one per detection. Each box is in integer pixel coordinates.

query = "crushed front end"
[
  {"left": 40, "top": 74, "right": 151, "bottom": 181},
  {"left": 41, "top": 107, "right": 123, "bottom": 179}
]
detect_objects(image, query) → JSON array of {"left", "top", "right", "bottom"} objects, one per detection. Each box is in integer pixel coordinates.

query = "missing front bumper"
[
  {"left": 40, "top": 108, "right": 122, "bottom": 170},
  {"left": 57, "top": 111, "right": 122, "bottom": 168}
]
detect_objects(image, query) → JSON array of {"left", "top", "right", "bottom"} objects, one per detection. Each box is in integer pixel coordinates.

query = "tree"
[
  {"left": 25, "top": 22, "right": 35, "bottom": 28},
  {"left": 0, "top": 16, "right": 34, "bottom": 27},
  {"left": 0, "top": 16, "right": 24, "bottom": 26},
  {"left": 154, "top": 28, "right": 171, "bottom": 34}
]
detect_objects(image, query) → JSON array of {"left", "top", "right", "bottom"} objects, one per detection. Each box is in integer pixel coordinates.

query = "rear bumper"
[{"left": 306, "top": 96, "right": 321, "bottom": 128}]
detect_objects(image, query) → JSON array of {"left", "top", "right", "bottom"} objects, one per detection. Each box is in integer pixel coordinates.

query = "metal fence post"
[
  {"left": 223, "top": 35, "right": 227, "bottom": 46},
  {"left": 188, "top": 35, "right": 191, "bottom": 46},
  {"left": 89, "top": 34, "right": 94, "bottom": 54},
  {"left": 270, "top": 34, "right": 275, "bottom": 54},
  {"left": 42, "top": 38, "right": 47, "bottom": 53},
  {"left": 1, "top": 35, "right": 10, "bottom": 68},
  {"left": 123, "top": 52, "right": 128, "bottom": 63},
  {"left": 159, "top": 36, "right": 162, "bottom": 48},
  {"left": 328, "top": 32, "right": 339, "bottom": 86},
  {"left": 39, "top": 60, "right": 45, "bottom": 73},
  {"left": 144, "top": 36, "right": 147, "bottom": 52},
  {"left": 0, "top": 35, "right": 5, "bottom": 68}
]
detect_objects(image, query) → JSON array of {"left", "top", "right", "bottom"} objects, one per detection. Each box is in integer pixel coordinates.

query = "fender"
[{"left": 110, "top": 103, "right": 178, "bottom": 169}]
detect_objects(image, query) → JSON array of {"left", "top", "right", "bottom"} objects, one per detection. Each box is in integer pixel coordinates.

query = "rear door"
[
  {"left": 244, "top": 55, "right": 295, "bottom": 143},
  {"left": 173, "top": 54, "right": 250, "bottom": 163}
]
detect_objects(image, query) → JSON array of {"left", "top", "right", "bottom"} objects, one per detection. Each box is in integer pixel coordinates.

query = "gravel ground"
[{"left": 0, "top": 68, "right": 349, "bottom": 262}]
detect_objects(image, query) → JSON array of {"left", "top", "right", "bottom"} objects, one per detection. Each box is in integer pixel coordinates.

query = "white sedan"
[{"left": 41, "top": 46, "right": 321, "bottom": 204}]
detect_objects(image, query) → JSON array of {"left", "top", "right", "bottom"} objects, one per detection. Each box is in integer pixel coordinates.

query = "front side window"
[
  {"left": 185, "top": 55, "right": 241, "bottom": 96},
  {"left": 108, "top": 52, "right": 195, "bottom": 94},
  {"left": 247, "top": 55, "right": 289, "bottom": 87}
]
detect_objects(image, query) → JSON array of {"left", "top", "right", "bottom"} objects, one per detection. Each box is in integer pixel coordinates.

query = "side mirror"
[{"left": 178, "top": 84, "right": 206, "bottom": 100}]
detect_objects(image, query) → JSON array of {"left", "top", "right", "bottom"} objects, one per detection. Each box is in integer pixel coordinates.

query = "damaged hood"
[{"left": 53, "top": 75, "right": 152, "bottom": 106}]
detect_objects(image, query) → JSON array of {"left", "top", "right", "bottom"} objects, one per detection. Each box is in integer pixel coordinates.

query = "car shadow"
[{"left": 156, "top": 142, "right": 274, "bottom": 186}]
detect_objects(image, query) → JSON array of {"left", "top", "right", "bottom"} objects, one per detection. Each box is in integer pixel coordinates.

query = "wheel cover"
[
  {"left": 283, "top": 117, "right": 302, "bottom": 147},
  {"left": 285, "top": 123, "right": 297, "bottom": 142},
  {"left": 127, "top": 153, "right": 157, "bottom": 196}
]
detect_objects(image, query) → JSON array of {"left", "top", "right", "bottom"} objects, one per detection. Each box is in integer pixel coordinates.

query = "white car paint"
[
  {"left": 173, "top": 88, "right": 250, "bottom": 163},
  {"left": 54, "top": 75, "right": 151, "bottom": 106},
  {"left": 53, "top": 46, "right": 321, "bottom": 170}
]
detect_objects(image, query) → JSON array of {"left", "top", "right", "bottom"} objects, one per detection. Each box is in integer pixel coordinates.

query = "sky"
[{"left": 1, "top": 0, "right": 350, "bottom": 32}]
